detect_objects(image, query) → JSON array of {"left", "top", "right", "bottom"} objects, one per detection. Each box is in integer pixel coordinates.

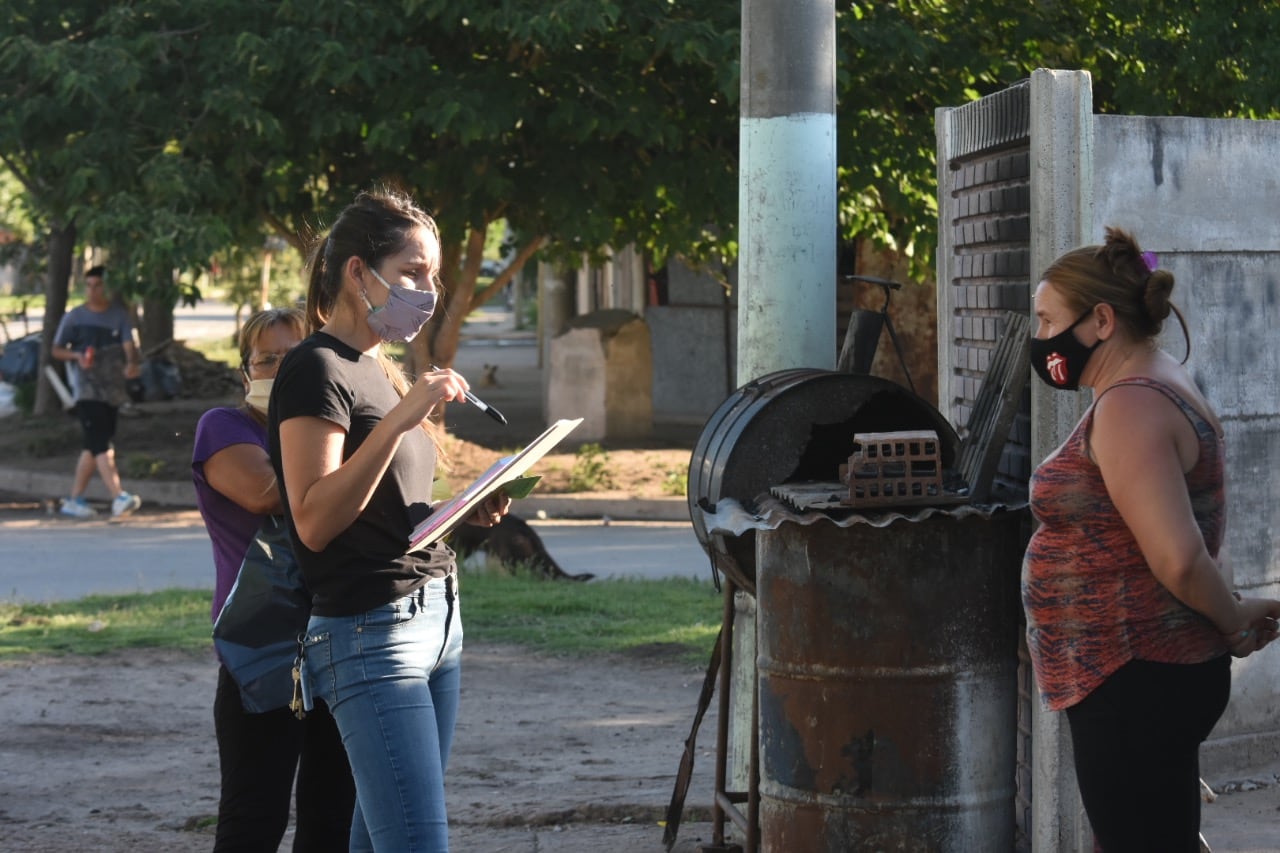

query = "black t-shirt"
[{"left": 268, "top": 332, "right": 453, "bottom": 616}]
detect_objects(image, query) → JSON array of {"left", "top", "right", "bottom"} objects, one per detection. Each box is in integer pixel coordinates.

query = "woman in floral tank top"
[{"left": 1023, "top": 227, "right": 1280, "bottom": 851}]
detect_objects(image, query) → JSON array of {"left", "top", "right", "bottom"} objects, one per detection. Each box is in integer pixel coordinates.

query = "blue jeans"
[{"left": 300, "top": 575, "right": 462, "bottom": 853}]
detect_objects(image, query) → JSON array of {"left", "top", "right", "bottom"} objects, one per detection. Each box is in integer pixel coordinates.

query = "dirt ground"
[
  {"left": 0, "top": 645, "right": 726, "bottom": 853},
  {"left": 0, "top": 394, "right": 693, "bottom": 503},
  {"left": 3, "top": 645, "right": 1277, "bottom": 853}
]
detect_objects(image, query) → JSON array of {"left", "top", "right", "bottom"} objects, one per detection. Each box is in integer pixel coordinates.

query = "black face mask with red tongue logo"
[{"left": 1029, "top": 308, "right": 1101, "bottom": 391}]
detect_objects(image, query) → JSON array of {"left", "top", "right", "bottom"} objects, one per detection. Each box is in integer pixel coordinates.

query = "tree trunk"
[
  {"left": 423, "top": 270, "right": 469, "bottom": 372},
  {"left": 139, "top": 294, "right": 176, "bottom": 359},
  {"left": 412, "top": 229, "right": 545, "bottom": 373},
  {"left": 33, "top": 221, "right": 75, "bottom": 416},
  {"left": 416, "top": 236, "right": 477, "bottom": 373}
]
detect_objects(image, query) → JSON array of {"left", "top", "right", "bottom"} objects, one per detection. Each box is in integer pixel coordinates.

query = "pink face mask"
[{"left": 361, "top": 267, "right": 438, "bottom": 343}]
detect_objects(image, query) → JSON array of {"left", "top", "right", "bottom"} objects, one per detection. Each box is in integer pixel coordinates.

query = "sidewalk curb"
[
  {"left": 523, "top": 494, "right": 690, "bottom": 522},
  {"left": 0, "top": 466, "right": 692, "bottom": 522},
  {"left": 0, "top": 467, "right": 197, "bottom": 509}
]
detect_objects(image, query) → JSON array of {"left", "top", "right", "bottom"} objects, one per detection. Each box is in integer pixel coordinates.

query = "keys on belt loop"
[{"left": 290, "top": 634, "right": 307, "bottom": 720}]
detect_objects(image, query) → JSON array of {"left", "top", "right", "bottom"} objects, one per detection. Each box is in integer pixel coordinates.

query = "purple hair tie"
[{"left": 1140, "top": 251, "right": 1159, "bottom": 273}]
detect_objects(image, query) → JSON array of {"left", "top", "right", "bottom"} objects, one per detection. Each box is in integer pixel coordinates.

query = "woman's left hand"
[
  {"left": 1227, "top": 628, "right": 1259, "bottom": 658},
  {"left": 1251, "top": 614, "right": 1280, "bottom": 651},
  {"left": 466, "top": 490, "right": 512, "bottom": 528},
  {"left": 1224, "top": 599, "right": 1280, "bottom": 657}
]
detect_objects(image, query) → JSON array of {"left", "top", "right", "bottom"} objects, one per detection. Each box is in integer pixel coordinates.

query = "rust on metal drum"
[{"left": 756, "top": 508, "right": 1026, "bottom": 851}]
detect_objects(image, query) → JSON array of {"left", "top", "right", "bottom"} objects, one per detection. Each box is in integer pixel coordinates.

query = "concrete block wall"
[
  {"left": 646, "top": 261, "right": 737, "bottom": 426},
  {"left": 1091, "top": 113, "right": 1280, "bottom": 778},
  {"left": 545, "top": 309, "right": 654, "bottom": 442},
  {"left": 647, "top": 305, "right": 736, "bottom": 425}
]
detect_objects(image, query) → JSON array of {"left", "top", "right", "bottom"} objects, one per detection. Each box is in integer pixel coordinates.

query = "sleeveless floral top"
[{"left": 1022, "top": 378, "right": 1229, "bottom": 711}]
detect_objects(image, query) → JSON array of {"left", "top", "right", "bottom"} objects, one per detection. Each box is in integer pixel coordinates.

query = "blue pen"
[{"left": 431, "top": 365, "right": 508, "bottom": 425}]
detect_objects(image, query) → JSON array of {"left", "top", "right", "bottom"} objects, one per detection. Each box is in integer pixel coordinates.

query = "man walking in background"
[{"left": 51, "top": 265, "right": 143, "bottom": 519}]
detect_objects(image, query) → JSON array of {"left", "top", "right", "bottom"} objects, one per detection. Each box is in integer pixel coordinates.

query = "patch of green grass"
[
  {"left": 0, "top": 293, "right": 43, "bottom": 315},
  {"left": 0, "top": 576, "right": 722, "bottom": 666},
  {"left": 461, "top": 572, "right": 720, "bottom": 665},
  {"left": 569, "top": 442, "right": 614, "bottom": 491},
  {"left": 121, "top": 452, "right": 171, "bottom": 479},
  {"left": 0, "top": 590, "right": 213, "bottom": 658},
  {"left": 660, "top": 463, "right": 688, "bottom": 497},
  {"left": 187, "top": 335, "right": 240, "bottom": 370},
  {"left": 10, "top": 379, "right": 35, "bottom": 414}
]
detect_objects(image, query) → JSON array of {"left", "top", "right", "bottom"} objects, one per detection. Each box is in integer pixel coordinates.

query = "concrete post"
[
  {"left": 537, "top": 261, "right": 573, "bottom": 373},
  {"left": 737, "top": 0, "right": 837, "bottom": 385},
  {"left": 735, "top": 1, "right": 836, "bottom": 846},
  {"left": 1028, "top": 67, "right": 1096, "bottom": 853},
  {"left": 934, "top": 107, "right": 959, "bottom": 420}
]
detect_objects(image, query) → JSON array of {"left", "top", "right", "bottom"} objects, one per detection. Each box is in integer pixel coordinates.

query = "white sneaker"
[
  {"left": 111, "top": 492, "right": 141, "bottom": 518},
  {"left": 60, "top": 497, "right": 97, "bottom": 519}
]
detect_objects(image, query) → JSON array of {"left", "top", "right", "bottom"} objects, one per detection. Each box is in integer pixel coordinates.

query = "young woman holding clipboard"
[{"left": 269, "top": 187, "right": 509, "bottom": 852}]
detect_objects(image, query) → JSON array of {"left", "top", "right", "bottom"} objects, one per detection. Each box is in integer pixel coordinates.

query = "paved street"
[
  {"left": 1, "top": 298, "right": 714, "bottom": 604},
  {"left": 0, "top": 510, "right": 712, "bottom": 604}
]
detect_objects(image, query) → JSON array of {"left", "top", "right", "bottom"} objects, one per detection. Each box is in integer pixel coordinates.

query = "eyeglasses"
[{"left": 246, "top": 353, "right": 288, "bottom": 370}]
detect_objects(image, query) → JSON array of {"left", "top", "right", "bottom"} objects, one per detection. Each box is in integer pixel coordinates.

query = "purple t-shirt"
[{"left": 192, "top": 406, "right": 268, "bottom": 622}]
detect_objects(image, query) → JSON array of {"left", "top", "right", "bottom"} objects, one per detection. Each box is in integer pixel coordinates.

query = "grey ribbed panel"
[
  {"left": 946, "top": 143, "right": 1032, "bottom": 497},
  {"left": 945, "top": 79, "right": 1031, "bottom": 161},
  {"left": 941, "top": 83, "right": 1036, "bottom": 850},
  {"left": 1015, "top": 635, "right": 1034, "bottom": 852}
]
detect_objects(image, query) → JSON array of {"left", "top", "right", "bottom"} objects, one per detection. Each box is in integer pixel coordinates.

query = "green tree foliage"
[
  {"left": 1, "top": 2, "right": 128, "bottom": 410},
  {"left": 0, "top": 2, "right": 260, "bottom": 405},
  {"left": 175, "top": 0, "right": 740, "bottom": 369},
  {"left": 2, "top": 0, "right": 1278, "bottom": 396},
  {"left": 1023, "top": 0, "right": 1280, "bottom": 120},
  {"left": 836, "top": 2, "right": 1027, "bottom": 272},
  {"left": 832, "top": 1, "right": 1280, "bottom": 275}
]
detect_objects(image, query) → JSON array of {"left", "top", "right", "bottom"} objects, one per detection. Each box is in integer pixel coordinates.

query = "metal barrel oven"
[
  {"left": 687, "top": 369, "right": 961, "bottom": 591},
  {"left": 685, "top": 367, "right": 1027, "bottom": 851},
  {"left": 755, "top": 507, "right": 1025, "bottom": 851}
]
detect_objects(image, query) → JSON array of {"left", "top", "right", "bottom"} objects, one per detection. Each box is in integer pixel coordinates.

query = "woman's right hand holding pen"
[{"left": 388, "top": 367, "right": 471, "bottom": 433}]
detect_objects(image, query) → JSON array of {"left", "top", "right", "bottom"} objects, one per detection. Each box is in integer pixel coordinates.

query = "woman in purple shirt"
[{"left": 193, "top": 307, "right": 353, "bottom": 852}]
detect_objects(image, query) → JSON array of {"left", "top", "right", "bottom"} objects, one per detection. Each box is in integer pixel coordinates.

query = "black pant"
[
  {"left": 213, "top": 665, "right": 355, "bottom": 852},
  {"left": 1065, "top": 655, "right": 1230, "bottom": 853}
]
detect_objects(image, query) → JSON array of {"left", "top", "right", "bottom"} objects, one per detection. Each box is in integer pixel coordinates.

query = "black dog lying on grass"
[{"left": 449, "top": 513, "right": 594, "bottom": 582}]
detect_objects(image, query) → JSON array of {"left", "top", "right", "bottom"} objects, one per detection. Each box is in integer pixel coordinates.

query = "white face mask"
[{"left": 245, "top": 378, "right": 274, "bottom": 415}]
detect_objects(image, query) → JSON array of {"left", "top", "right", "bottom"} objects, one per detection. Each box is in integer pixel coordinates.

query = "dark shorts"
[{"left": 75, "top": 399, "right": 118, "bottom": 455}]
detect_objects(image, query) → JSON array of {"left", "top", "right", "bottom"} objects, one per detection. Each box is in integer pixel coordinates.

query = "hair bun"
[{"left": 1142, "top": 269, "right": 1174, "bottom": 324}]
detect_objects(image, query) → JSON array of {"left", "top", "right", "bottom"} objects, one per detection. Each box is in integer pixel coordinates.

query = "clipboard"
[{"left": 409, "top": 417, "right": 583, "bottom": 551}]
